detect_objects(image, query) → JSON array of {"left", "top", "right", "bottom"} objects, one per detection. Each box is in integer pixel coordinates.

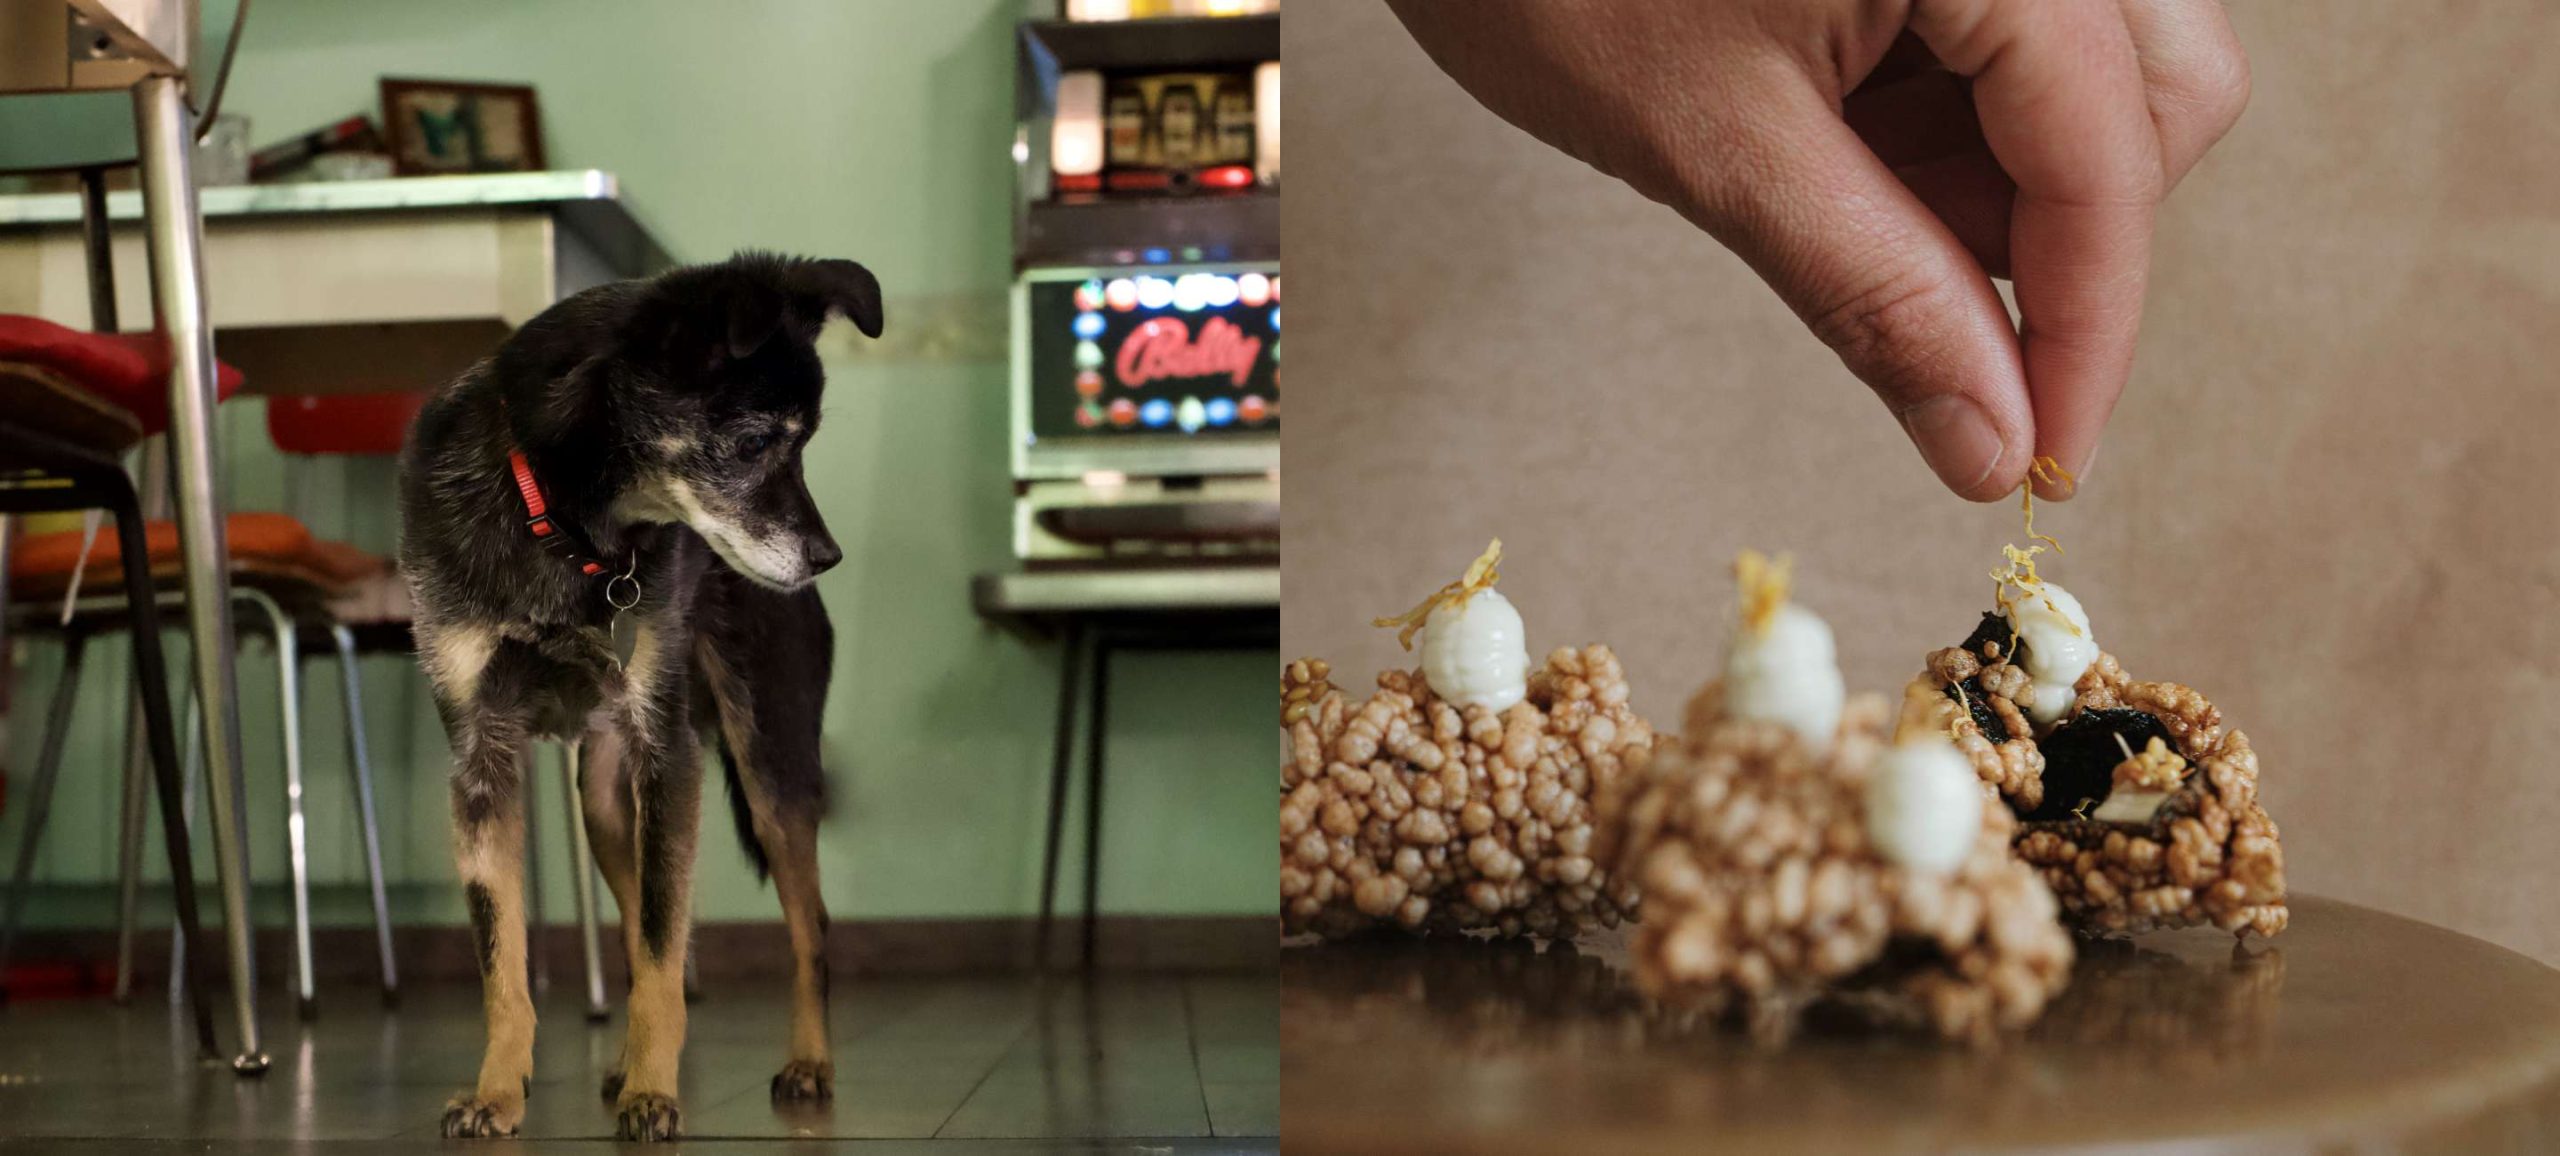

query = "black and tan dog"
[{"left": 398, "top": 252, "right": 880, "bottom": 1140}]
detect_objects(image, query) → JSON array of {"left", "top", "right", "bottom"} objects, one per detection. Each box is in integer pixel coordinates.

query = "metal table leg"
[
  {"left": 133, "top": 72, "right": 265, "bottom": 1075},
  {"left": 1034, "top": 623, "right": 1086, "bottom": 972},
  {"left": 1081, "top": 639, "right": 1112, "bottom": 972}
]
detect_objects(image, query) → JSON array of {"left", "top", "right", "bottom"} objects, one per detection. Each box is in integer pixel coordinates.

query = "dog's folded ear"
[
  {"left": 724, "top": 280, "right": 790, "bottom": 364},
  {"left": 788, "top": 258, "right": 885, "bottom": 340},
  {"left": 641, "top": 253, "right": 887, "bottom": 379}
]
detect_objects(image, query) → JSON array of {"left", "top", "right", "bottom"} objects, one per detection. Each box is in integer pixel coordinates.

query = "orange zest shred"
[
  {"left": 1372, "top": 538, "right": 1503, "bottom": 651},
  {"left": 1987, "top": 456, "right": 2084, "bottom": 642},
  {"left": 1734, "top": 549, "right": 1792, "bottom": 636}
]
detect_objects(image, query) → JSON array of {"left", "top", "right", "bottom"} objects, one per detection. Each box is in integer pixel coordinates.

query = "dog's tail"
[{"left": 714, "top": 733, "right": 771, "bottom": 881}]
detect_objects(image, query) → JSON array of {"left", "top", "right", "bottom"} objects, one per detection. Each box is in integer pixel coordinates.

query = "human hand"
[{"left": 1386, "top": 0, "right": 2248, "bottom": 499}]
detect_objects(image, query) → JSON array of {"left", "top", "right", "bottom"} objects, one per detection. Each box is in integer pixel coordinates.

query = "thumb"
[{"left": 1683, "top": 75, "right": 2033, "bottom": 501}]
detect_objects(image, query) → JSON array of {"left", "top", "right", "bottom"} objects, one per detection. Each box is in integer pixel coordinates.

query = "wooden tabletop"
[{"left": 1282, "top": 896, "right": 2560, "bottom": 1154}]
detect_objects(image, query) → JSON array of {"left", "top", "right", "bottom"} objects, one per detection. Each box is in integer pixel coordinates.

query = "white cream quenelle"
[
  {"left": 1722, "top": 552, "right": 1845, "bottom": 753},
  {"left": 1865, "top": 738, "right": 1984, "bottom": 875},
  {"left": 1375, "top": 540, "right": 1532, "bottom": 713},
  {"left": 1419, "top": 587, "right": 1530, "bottom": 712},
  {"left": 2004, "top": 580, "right": 2097, "bottom": 727}
]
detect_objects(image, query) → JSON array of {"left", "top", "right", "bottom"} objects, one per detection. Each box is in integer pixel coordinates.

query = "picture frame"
[{"left": 379, "top": 78, "right": 547, "bottom": 176}]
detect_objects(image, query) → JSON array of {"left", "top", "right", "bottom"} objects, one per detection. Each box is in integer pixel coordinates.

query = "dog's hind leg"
[
  {"left": 575, "top": 723, "right": 643, "bottom": 1103},
  {"left": 436, "top": 699, "right": 537, "bottom": 1139},
  {"left": 611, "top": 616, "right": 703, "bottom": 1142},
  {"left": 696, "top": 590, "right": 835, "bottom": 1102}
]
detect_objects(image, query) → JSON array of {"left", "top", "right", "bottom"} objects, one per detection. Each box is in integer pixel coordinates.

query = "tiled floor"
[{"left": 0, "top": 972, "right": 1276, "bottom": 1153}]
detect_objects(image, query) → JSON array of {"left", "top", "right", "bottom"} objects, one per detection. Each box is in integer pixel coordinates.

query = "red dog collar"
[{"left": 508, "top": 448, "right": 641, "bottom": 610}]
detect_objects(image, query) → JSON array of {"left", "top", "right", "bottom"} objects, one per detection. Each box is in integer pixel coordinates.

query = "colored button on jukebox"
[{"left": 1108, "top": 398, "right": 1139, "bottom": 427}]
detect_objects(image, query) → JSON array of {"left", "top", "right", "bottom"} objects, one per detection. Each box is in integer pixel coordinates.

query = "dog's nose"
[{"left": 803, "top": 533, "right": 843, "bottom": 575}]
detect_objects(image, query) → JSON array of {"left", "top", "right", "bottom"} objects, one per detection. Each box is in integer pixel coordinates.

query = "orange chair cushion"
[
  {"left": 0, "top": 315, "right": 246, "bottom": 435},
  {"left": 6, "top": 512, "right": 390, "bottom": 599}
]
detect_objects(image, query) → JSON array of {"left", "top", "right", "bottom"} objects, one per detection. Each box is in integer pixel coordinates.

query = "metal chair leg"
[
  {"left": 1034, "top": 623, "right": 1086, "bottom": 973},
  {"left": 169, "top": 686, "right": 201, "bottom": 1003},
  {"left": 0, "top": 632, "right": 88, "bottom": 981},
  {"left": 108, "top": 490, "right": 219, "bottom": 1058},
  {"left": 134, "top": 71, "right": 265, "bottom": 1076},
  {"left": 1082, "top": 640, "right": 1112, "bottom": 972},
  {"left": 525, "top": 750, "right": 547, "bottom": 994},
  {"left": 560, "top": 740, "right": 609, "bottom": 1020},
  {"left": 330, "top": 623, "right": 398, "bottom": 1005},
  {"left": 235, "top": 589, "right": 314, "bottom": 1020},
  {"left": 111, "top": 435, "right": 171, "bottom": 1004},
  {"left": 111, "top": 682, "right": 152, "bottom": 1003}
]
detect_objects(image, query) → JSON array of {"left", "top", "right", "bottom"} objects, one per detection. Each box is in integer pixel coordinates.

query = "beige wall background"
[{"left": 1282, "top": 2, "right": 2560, "bottom": 962}]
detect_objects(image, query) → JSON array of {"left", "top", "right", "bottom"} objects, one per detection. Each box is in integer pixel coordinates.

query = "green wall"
[{"left": 0, "top": 0, "right": 1276, "bottom": 931}]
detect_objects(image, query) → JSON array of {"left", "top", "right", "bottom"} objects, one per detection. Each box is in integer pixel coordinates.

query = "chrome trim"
[
  {"left": 0, "top": 169, "right": 621, "bottom": 224},
  {"left": 974, "top": 565, "right": 1278, "bottom": 613}
]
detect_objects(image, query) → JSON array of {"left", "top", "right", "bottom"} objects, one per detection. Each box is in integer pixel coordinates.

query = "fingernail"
[
  {"left": 2040, "top": 445, "right": 2097, "bottom": 500},
  {"left": 1901, "top": 394, "right": 2005, "bottom": 496}
]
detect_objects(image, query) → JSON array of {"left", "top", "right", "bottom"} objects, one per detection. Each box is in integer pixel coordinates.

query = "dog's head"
[{"left": 563, "top": 252, "right": 884, "bottom": 591}]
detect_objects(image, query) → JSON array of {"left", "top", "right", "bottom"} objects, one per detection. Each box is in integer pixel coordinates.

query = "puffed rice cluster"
[
  {"left": 1906, "top": 642, "right": 2289, "bottom": 939},
  {"left": 1610, "top": 685, "right": 2075, "bottom": 1043},
  {"left": 1279, "top": 647, "right": 1657, "bottom": 940}
]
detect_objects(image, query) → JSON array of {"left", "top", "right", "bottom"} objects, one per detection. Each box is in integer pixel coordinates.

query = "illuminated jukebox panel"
[
  {"left": 1011, "top": 262, "right": 1279, "bottom": 561},
  {"left": 1012, "top": 261, "right": 1278, "bottom": 481}
]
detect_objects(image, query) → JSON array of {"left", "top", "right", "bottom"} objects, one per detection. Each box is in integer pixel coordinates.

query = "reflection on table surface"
[{"left": 1282, "top": 896, "right": 2560, "bottom": 1155}]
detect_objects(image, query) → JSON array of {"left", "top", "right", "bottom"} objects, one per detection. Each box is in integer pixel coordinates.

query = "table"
[
  {"left": 973, "top": 564, "right": 1277, "bottom": 971},
  {"left": 1283, "top": 896, "right": 2560, "bottom": 1154},
  {"left": 0, "top": 170, "right": 671, "bottom": 395}
]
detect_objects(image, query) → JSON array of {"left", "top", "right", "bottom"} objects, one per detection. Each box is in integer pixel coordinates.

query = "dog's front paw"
[
  {"left": 770, "top": 1058, "right": 834, "bottom": 1102},
  {"left": 599, "top": 1069, "right": 624, "bottom": 1102},
  {"left": 439, "top": 1093, "right": 522, "bottom": 1139},
  {"left": 615, "top": 1091, "right": 682, "bottom": 1141}
]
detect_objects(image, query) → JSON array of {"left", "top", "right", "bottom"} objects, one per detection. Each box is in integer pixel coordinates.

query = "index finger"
[{"left": 1911, "top": 0, "right": 2164, "bottom": 495}]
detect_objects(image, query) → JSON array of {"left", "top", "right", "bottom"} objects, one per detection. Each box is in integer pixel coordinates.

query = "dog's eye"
[{"left": 737, "top": 432, "right": 779, "bottom": 459}]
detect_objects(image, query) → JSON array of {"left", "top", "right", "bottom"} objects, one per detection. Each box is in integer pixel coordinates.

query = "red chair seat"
[
  {"left": 0, "top": 314, "right": 245, "bottom": 435},
  {"left": 7, "top": 512, "right": 389, "bottom": 599}
]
